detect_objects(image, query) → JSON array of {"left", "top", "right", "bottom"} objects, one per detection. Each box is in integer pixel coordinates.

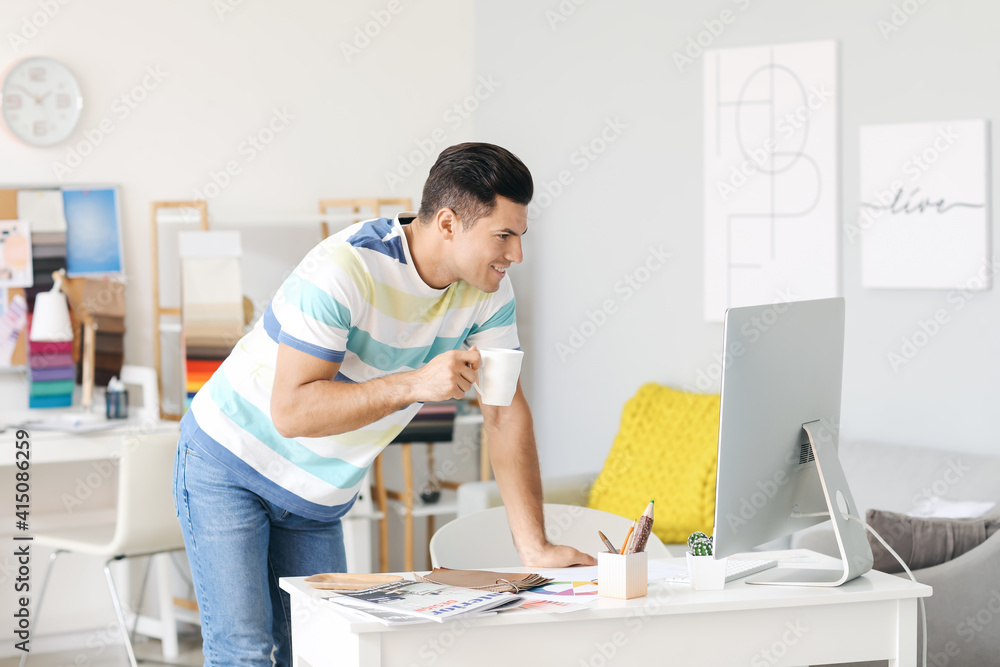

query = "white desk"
[
  {"left": 0, "top": 412, "right": 185, "bottom": 659},
  {"left": 0, "top": 409, "right": 380, "bottom": 659},
  {"left": 1, "top": 410, "right": 379, "bottom": 571},
  {"left": 1, "top": 408, "right": 172, "bottom": 454},
  {"left": 280, "top": 553, "right": 932, "bottom": 667}
]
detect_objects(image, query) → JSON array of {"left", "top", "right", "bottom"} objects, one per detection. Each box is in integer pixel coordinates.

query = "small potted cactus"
[
  {"left": 688, "top": 531, "right": 713, "bottom": 556},
  {"left": 685, "top": 531, "right": 728, "bottom": 590}
]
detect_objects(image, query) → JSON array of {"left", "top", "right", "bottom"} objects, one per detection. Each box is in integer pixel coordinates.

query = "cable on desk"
[{"left": 791, "top": 510, "right": 927, "bottom": 667}]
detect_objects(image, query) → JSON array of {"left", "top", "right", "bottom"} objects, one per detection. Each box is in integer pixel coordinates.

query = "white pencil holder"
[
  {"left": 598, "top": 551, "right": 647, "bottom": 599},
  {"left": 686, "top": 552, "right": 728, "bottom": 591}
]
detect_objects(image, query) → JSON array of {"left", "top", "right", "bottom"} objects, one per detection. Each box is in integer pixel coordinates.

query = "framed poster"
[
  {"left": 859, "top": 120, "right": 990, "bottom": 289},
  {"left": 703, "top": 40, "right": 839, "bottom": 322}
]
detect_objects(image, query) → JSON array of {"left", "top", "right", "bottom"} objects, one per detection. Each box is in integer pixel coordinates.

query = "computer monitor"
[{"left": 712, "top": 297, "right": 873, "bottom": 586}]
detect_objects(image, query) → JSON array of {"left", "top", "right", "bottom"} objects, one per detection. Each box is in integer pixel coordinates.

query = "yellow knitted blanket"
[{"left": 587, "top": 384, "right": 720, "bottom": 544}]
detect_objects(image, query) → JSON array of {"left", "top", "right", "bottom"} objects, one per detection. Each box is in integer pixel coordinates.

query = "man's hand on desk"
[{"left": 519, "top": 542, "right": 597, "bottom": 568}]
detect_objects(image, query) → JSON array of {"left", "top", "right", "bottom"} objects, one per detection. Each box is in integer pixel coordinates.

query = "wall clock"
[{"left": 1, "top": 56, "right": 83, "bottom": 147}]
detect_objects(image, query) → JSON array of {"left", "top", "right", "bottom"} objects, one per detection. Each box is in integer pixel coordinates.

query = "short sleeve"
[
  {"left": 464, "top": 275, "right": 520, "bottom": 350},
  {"left": 268, "top": 240, "right": 366, "bottom": 363}
]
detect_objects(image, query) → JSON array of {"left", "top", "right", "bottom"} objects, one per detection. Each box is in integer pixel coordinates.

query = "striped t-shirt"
[{"left": 181, "top": 214, "right": 519, "bottom": 520}]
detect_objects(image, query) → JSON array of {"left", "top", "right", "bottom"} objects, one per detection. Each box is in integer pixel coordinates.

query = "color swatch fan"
[
  {"left": 179, "top": 231, "right": 244, "bottom": 409},
  {"left": 27, "top": 283, "right": 75, "bottom": 408}
]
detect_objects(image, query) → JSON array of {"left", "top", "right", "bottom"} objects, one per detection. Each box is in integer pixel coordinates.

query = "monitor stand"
[{"left": 746, "top": 420, "right": 874, "bottom": 587}]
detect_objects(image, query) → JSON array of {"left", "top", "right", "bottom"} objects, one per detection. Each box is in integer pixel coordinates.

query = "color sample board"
[
  {"left": 64, "top": 188, "right": 123, "bottom": 276},
  {"left": 0, "top": 220, "right": 33, "bottom": 288},
  {"left": 530, "top": 581, "right": 599, "bottom": 597}
]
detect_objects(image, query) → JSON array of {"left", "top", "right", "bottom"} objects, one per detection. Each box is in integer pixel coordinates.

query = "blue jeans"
[{"left": 173, "top": 440, "right": 347, "bottom": 667}]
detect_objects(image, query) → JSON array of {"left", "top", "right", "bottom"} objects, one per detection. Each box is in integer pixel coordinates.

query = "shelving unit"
[
  {"left": 372, "top": 412, "right": 489, "bottom": 572},
  {"left": 149, "top": 198, "right": 413, "bottom": 419}
]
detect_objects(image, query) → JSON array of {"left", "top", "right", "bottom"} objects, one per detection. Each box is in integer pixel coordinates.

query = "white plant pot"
[{"left": 686, "top": 552, "right": 729, "bottom": 591}]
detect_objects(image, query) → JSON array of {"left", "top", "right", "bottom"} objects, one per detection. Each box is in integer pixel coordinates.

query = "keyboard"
[{"left": 666, "top": 558, "right": 778, "bottom": 585}]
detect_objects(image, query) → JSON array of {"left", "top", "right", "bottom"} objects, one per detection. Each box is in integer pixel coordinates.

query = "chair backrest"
[
  {"left": 429, "top": 503, "right": 671, "bottom": 569},
  {"left": 107, "top": 427, "right": 185, "bottom": 556},
  {"left": 119, "top": 365, "right": 160, "bottom": 421}
]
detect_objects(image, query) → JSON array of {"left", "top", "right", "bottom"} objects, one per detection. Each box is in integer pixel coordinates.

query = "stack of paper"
[{"left": 324, "top": 580, "right": 523, "bottom": 626}]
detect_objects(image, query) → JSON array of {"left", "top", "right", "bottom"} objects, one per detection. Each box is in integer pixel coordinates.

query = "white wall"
[
  {"left": 475, "top": 0, "right": 1000, "bottom": 476},
  {"left": 3, "top": 1, "right": 998, "bottom": 479},
  {"left": 0, "top": 0, "right": 481, "bottom": 649},
  {"left": 0, "top": 0, "right": 479, "bottom": 411},
  {"left": 1, "top": 3, "right": 996, "bottom": 651}
]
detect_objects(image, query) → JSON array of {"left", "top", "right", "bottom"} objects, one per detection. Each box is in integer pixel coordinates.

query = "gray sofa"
[
  {"left": 799, "top": 440, "right": 1000, "bottom": 667},
  {"left": 457, "top": 439, "right": 1000, "bottom": 667}
]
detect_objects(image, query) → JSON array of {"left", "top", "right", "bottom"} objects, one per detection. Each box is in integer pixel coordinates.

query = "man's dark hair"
[{"left": 418, "top": 143, "right": 533, "bottom": 228}]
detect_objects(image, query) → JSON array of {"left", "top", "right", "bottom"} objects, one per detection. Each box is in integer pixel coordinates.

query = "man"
[{"left": 173, "top": 143, "right": 595, "bottom": 667}]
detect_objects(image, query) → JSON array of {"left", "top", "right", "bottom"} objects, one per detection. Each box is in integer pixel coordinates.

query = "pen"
[{"left": 597, "top": 531, "right": 617, "bottom": 553}]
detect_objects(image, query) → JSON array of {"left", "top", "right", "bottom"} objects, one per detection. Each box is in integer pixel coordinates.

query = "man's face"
[{"left": 451, "top": 196, "right": 527, "bottom": 293}]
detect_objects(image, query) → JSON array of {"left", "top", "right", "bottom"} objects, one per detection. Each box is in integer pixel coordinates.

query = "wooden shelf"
[
  {"left": 387, "top": 489, "right": 459, "bottom": 519},
  {"left": 371, "top": 411, "right": 489, "bottom": 572}
]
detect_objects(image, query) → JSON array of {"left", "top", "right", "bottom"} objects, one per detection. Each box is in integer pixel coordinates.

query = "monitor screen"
[{"left": 711, "top": 297, "right": 872, "bottom": 586}]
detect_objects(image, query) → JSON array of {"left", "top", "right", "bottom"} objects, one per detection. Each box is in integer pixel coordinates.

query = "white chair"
[
  {"left": 119, "top": 365, "right": 161, "bottom": 422},
  {"left": 21, "top": 429, "right": 188, "bottom": 667},
  {"left": 429, "top": 503, "right": 671, "bottom": 569}
]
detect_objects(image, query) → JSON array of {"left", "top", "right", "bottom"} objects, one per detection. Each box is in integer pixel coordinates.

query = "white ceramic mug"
[{"left": 472, "top": 348, "right": 523, "bottom": 406}]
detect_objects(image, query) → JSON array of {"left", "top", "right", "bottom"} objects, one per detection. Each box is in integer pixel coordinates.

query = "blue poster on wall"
[{"left": 63, "top": 187, "right": 123, "bottom": 276}]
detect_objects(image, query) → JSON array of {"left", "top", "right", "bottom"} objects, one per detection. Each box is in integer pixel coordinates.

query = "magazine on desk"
[{"left": 323, "top": 580, "right": 523, "bottom": 625}]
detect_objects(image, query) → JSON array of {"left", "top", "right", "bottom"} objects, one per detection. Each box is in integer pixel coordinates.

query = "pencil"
[
  {"left": 629, "top": 500, "right": 655, "bottom": 554},
  {"left": 598, "top": 531, "right": 617, "bottom": 553},
  {"left": 619, "top": 521, "right": 636, "bottom": 555},
  {"left": 625, "top": 520, "right": 641, "bottom": 554}
]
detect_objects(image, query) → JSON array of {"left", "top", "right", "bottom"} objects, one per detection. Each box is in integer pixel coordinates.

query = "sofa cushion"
[
  {"left": 865, "top": 508, "right": 1000, "bottom": 573},
  {"left": 587, "top": 384, "right": 719, "bottom": 544}
]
